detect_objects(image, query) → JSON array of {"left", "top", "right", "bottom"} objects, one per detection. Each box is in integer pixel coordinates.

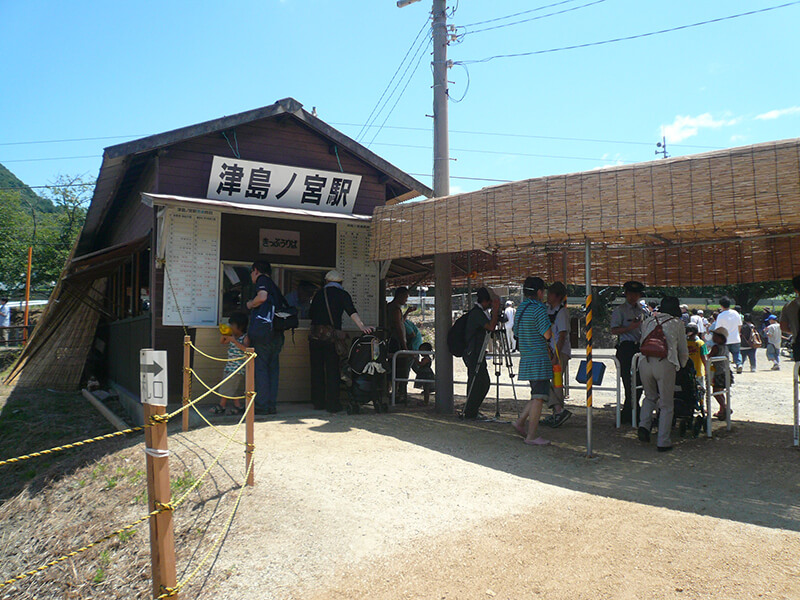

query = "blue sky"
[{"left": 1, "top": 0, "right": 799, "bottom": 195}]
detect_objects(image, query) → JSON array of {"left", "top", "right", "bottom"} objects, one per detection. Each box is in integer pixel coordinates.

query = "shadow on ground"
[{"left": 284, "top": 397, "right": 800, "bottom": 533}]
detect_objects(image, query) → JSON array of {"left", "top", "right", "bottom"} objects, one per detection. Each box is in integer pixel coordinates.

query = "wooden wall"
[{"left": 158, "top": 117, "right": 389, "bottom": 216}]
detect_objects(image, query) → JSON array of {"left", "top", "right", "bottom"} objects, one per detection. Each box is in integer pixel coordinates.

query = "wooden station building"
[{"left": 8, "top": 98, "right": 431, "bottom": 414}]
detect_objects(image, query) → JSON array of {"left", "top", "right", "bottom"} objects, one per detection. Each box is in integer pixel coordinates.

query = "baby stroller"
[
  {"left": 347, "top": 332, "right": 390, "bottom": 414},
  {"left": 674, "top": 359, "right": 706, "bottom": 438}
]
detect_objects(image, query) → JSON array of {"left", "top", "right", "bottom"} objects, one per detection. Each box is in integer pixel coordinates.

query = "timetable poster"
[
  {"left": 336, "top": 222, "right": 379, "bottom": 330},
  {"left": 162, "top": 207, "right": 221, "bottom": 327}
]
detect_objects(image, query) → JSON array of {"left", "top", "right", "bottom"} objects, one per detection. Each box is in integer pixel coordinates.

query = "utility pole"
[
  {"left": 398, "top": 0, "right": 453, "bottom": 414},
  {"left": 655, "top": 135, "right": 669, "bottom": 159}
]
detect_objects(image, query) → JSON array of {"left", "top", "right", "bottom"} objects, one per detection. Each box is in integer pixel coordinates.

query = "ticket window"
[{"left": 219, "top": 262, "right": 328, "bottom": 326}]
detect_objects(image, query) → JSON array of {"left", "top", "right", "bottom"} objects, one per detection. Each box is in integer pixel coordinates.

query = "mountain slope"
[{"left": 0, "top": 163, "right": 55, "bottom": 212}]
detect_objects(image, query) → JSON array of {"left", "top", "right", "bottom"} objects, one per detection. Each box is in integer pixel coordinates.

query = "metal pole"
[
  {"left": 245, "top": 347, "right": 255, "bottom": 486},
  {"left": 793, "top": 361, "right": 799, "bottom": 447},
  {"left": 182, "top": 336, "right": 191, "bottom": 432},
  {"left": 432, "top": 0, "right": 453, "bottom": 414},
  {"left": 23, "top": 246, "right": 32, "bottom": 344},
  {"left": 584, "top": 239, "right": 594, "bottom": 457}
]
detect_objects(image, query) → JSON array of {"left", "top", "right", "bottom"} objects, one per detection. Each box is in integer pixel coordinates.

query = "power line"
[
  {"left": 464, "top": 0, "right": 607, "bottom": 36},
  {"left": 410, "top": 173, "right": 514, "bottom": 183},
  {"left": 366, "top": 38, "right": 432, "bottom": 147},
  {"left": 0, "top": 155, "right": 101, "bottom": 163},
  {"left": 457, "top": 1, "right": 800, "bottom": 64},
  {"left": 461, "top": 0, "right": 583, "bottom": 28},
  {"left": 0, "top": 182, "right": 96, "bottom": 191},
  {"left": 332, "top": 122, "right": 723, "bottom": 149},
  {"left": 372, "top": 141, "right": 624, "bottom": 163},
  {"left": 0, "top": 134, "right": 146, "bottom": 147},
  {"left": 355, "top": 17, "right": 431, "bottom": 142}
]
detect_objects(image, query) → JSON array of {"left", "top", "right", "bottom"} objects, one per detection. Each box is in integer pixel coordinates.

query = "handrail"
[{"left": 390, "top": 350, "right": 621, "bottom": 416}]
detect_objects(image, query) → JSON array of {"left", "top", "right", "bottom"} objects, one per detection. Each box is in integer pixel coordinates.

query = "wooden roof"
[
  {"left": 78, "top": 97, "right": 432, "bottom": 254},
  {"left": 370, "top": 138, "right": 800, "bottom": 286}
]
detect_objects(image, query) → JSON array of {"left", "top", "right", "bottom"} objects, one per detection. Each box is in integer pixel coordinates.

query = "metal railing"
[
  {"left": 631, "top": 353, "right": 732, "bottom": 438},
  {"left": 390, "top": 350, "right": 621, "bottom": 416}
]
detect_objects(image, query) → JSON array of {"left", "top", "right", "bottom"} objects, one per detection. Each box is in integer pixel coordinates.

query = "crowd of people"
[{"left": 209, "top": 261, "right": 800, "bottom": 455}]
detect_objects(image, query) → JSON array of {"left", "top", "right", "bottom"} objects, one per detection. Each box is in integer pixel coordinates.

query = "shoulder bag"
[{"left": 309, "top": 288, "right": 347, "bottom": 345}]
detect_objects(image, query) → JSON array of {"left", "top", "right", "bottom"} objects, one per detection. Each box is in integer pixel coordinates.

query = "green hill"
[{"left": 0, "top": 163, "right": 55, "bottom": 212}]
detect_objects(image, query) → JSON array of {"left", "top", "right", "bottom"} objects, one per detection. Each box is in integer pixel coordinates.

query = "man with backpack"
[
  {"left": 246, "top": 261, "right": 287, "bottom": 415},
  {"left": 458, "top": 287, "right": 500, "bottom": 420}
]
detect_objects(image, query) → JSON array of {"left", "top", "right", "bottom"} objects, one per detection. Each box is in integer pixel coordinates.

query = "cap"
[
  {"left": 506, "top": 300, "right": 514, "bottom": 306},
  {"left": 713, "top": 326, "right": 729, "bottom": 341},
  {"left": 325, "top": 270, "right": 344, "bottom": 283},
  {"left": 680, "top": 304, "right": 689, "bottom": 311},
  {"left": 697, "top": 309, "right": 704, "bottom": 315},
  {"left": 768, "top": 314, "right": 778, "bottom": 320},
  {"left": 523, "top": 276, "right": 546, "bottom": 292},
  {"left": 623, "top": 281, "right": 645, "bottom": 294},
  {"left": 685, "top": 323, "right": 699, "bottom": 333}
]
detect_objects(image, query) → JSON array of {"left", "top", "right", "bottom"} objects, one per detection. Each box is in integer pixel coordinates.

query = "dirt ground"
[{"left": 2, "top": 348, "right": 799, "bottom": 599}]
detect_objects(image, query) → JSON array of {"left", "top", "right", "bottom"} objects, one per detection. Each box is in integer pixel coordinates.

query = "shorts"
[
  {"left": 218, "top": 375, "right": 245, "bottom": 402},
  {"left": 529, "top": 379, "right": 550, "bottom": 400}
]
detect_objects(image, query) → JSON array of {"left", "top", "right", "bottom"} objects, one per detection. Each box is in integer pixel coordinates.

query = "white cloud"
[
  {"left": 730, "top": 134, "right": 746, "bottom": 143},
  {"left": 755, "top": 106, "right": 800, "bottom": 120},
  {"left": 661, "top": 113, "right": 740, "bottom": 143}
]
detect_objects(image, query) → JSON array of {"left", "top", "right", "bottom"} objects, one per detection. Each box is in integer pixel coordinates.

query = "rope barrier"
[
  {"left": 188, "top": 342, "right": 247, "bottom": 363},
  {"left": 156, "top": 451, "right": 256, "bottom": 599},
  {"left": 186, "top": 392, "right": 255, "bottom": 446},
  {"left": 191, "top": 369, "right": 247, "bottom": 401},
  {"left": 0, "top": 353, "right": 253, "bottom": 469},
  {"left": 0, "top": 388, "right": 256, "bottom": 592},
  {"left": 0, "top": 504, "right": 169, "bottom": 590}
]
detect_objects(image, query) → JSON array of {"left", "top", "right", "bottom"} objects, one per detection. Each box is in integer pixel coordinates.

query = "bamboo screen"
[{"left": 371, "top": 138, "right": 800, "bottom": 287}]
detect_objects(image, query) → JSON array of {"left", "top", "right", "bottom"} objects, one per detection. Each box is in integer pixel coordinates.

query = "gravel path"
[{"left": 189, "top": 351, "right": 799, "bottom": 599}]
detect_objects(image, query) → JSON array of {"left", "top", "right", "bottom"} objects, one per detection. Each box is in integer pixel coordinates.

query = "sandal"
[
  {"left": 228, "top": 405, "right": 245, "bottom": 416},
  {"left": 212, "top": 404, "right": 226, "bottom": 415},
  {"left": 524, "top": 437, "right": 551, "bottom": 446}
]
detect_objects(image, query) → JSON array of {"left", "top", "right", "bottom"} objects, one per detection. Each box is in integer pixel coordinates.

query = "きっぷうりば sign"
[
  {"left": 206, "top": 156, "right": 362, "bottom": 215},
  {"left": 259, "top": 228, "right": 301, "bottom": 256}
]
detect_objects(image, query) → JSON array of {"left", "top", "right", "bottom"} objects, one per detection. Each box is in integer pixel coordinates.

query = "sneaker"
[
  {"left": 637, "top": 427, "right": 651, "bottom": 443},
  {"left": 772, "top": 364, "right": 781, "bottom": 371},
  {"left": 539, "top": 414, "right": 557, "bottom": 427},
  {"left": 750, "top": 368, "right": 756, "bottom": 373},
  {"left": 736, "top": 366, "right": 743, "bottom": 374},
  {"left": 551, "top": 409, "right": 573, "bottom": 428}
]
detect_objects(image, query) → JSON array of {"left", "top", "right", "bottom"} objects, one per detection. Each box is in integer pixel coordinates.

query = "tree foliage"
[{"left": 0, "top": 174, "right": 89, "bottom": 297}]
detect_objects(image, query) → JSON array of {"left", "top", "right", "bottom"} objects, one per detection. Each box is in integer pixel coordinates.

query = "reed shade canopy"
[{"left": 370, "top": 138, "right": 800, "bottom": 287}]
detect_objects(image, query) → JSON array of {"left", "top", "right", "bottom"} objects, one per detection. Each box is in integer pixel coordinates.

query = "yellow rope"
[
  {"left": 170, "top": 391, "right": 254, "bottom": 510},
  {"left": 165, "top": 354, "right": 254, "bottom": 421},
  {"left": 157, "top": 452, "right": 256, "bottom": 599},
  {"left": 187, "top": 393, "right": 255, "bottom": 446},
  {"left": 189, "top": 342, "right": 247, "bottom": 363},
  {"left": 191, "top": 369, "right": 247, "bottom": 401},
  {"left": 0, "top": 505, "right": 167, "bottom": 590}
]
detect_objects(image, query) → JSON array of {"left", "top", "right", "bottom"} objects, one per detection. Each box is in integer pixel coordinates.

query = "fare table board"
[
  {"left": 336, "top": 222, "right": 379, "bottom": 330},
  {"left": 162, "top": 207, "right": 221, "bottom": 327}
]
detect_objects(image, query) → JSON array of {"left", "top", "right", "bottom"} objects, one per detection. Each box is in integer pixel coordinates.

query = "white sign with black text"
[
  {"left": 140, "top": 349, "right": 168, "bottom": 406},
  {"left": 259, "top": 228, "right": 301, "bottom": 256},
  {"left": 206, "top": 156, "right": 361, "bottom": 215}
]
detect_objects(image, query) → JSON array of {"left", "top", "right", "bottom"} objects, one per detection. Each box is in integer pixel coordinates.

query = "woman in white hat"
[{"left": 307, "top": 270, "right": 373, "bottom": 413}]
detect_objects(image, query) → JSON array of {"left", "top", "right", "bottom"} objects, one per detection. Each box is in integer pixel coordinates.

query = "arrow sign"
[
  {"left": 140, "top": 349, "right": 168, "bottom": 406},
  {"left": 141, "top": 360, "right": 164, "bottom": 376}
]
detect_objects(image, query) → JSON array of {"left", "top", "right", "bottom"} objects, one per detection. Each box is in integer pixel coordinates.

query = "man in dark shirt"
[
  {"left": 308, "top": 270, "right": 372, "bottom": 412},
  {"left": 462, "top": 287, "right": 501, "bottom": 419},
  {"left": 387, "top": 287, "right": 412, "bottom": 403},
  {"left": 246, "top": 261, "right": 286, "bottom": 415}
]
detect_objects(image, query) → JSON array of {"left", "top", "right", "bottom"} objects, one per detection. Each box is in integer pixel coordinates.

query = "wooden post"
[
  {"left": 143, "top": 402, "right": 178, "bottom": 599},
  {"left": 245, "top": 348, "right": 255, "bottom": 487},
  {"left": 182, "top": 335, "right": 191, "bottom": 432},
  {"left": 23, "top": 246, "right": 32, "bottom": 344}
]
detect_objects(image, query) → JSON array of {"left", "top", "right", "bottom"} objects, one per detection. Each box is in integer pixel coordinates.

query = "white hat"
[
  {"left": 325, "top": 270, "right": 344, "bottom": 283},
  {"left": 697, "top": 309, "right": 704, "bottom": 315},
  {"left": 506, "top": 300, "right": 514, "bottom": 306}
]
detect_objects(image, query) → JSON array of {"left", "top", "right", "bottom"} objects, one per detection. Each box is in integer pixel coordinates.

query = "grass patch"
[{"left": 171, "top": 470, "right": 199, "bottom": 497}]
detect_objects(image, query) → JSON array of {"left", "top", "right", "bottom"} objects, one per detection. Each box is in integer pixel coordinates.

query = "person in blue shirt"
[{"left": 511, "top": 277, "right": 555, "bottom": 446}]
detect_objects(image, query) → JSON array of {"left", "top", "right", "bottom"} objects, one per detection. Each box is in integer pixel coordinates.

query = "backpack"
[
  {"left": 447, "top": 308, "right": 477, "bottom": 357},
  {"left": 640, "top": 316, "right": 674, "bottom": 359}
]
